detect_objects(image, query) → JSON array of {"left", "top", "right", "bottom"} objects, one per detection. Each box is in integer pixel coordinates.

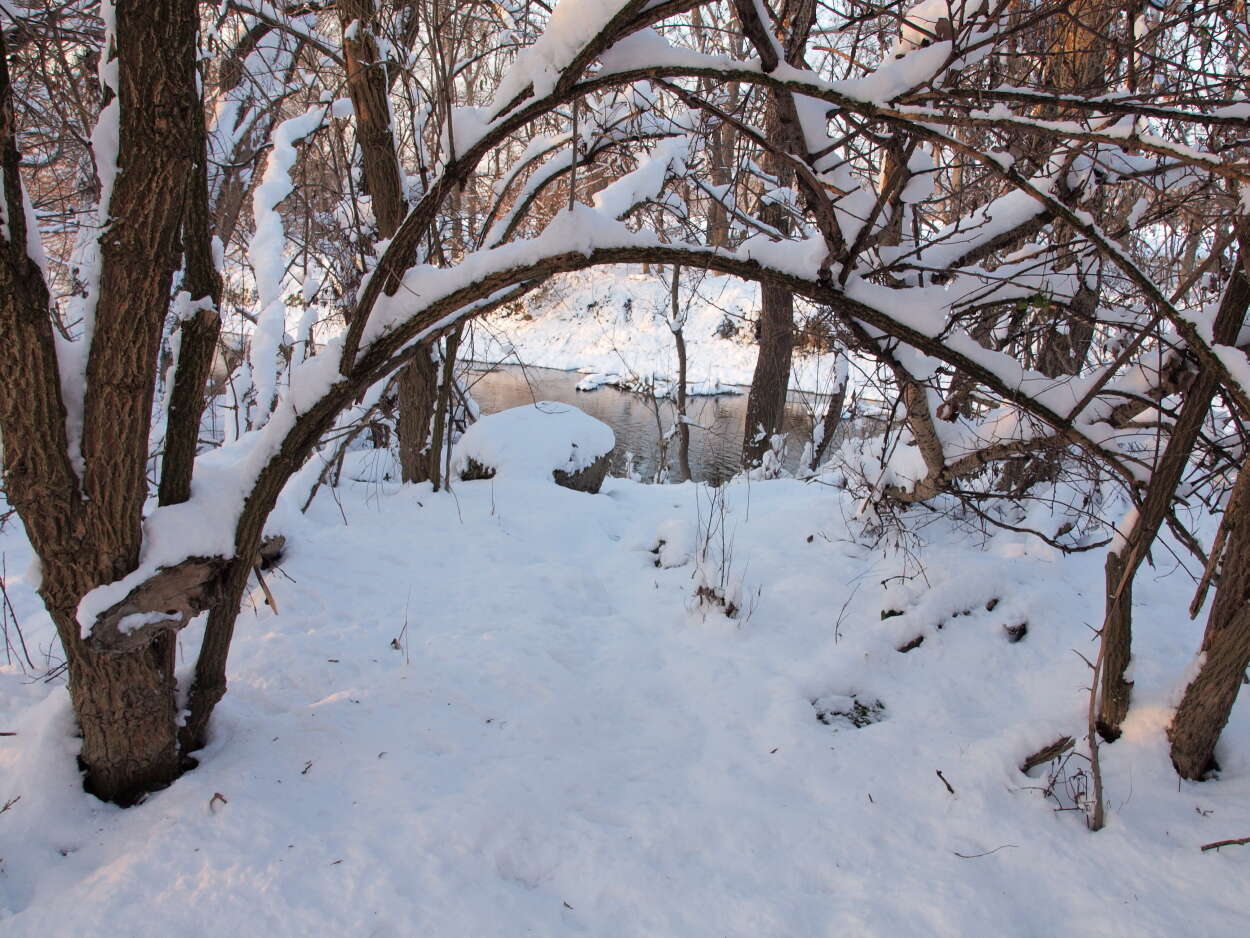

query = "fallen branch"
[
  {"left": 1200, "top": 836, "right": 1250, "bottom": 852},
  {"left": 1020, "top": 736, "right": 1075, "bottom": 774}
]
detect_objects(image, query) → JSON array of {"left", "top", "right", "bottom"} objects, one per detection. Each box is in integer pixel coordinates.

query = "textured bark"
[
  {"left": 738, "top": 0, "right": 815, "bottom": 469},
  {"left": 86, "top": 557, "right": 225, "bottom": 654},
  {"left": 70, "top": 630, "right": 182, "bottom": 804},
  {"left": 808, "top": 381, "right": 846, "bottom": 471},
  {"left": 671, "top": 266, "right": 692, "bottom": 483},
  {"left": 742, "top": 278, "right": 795, "bottom": 467},
  {"left": 673, "top": 327, "right": 692, "bottom": 481},
  {"left": 338, "top": 0, "right": 447, "bottom": 486},
  {"left": 705, "top": 121, "right": 733, "bottom": 248},
  {"left": 1097, "top": 550, "right": 1134, "bottom": 739},
  {"left": 426, "top": 325, "right": 463, "bottom": 490},
  {"left": 1044, "top": 0, "right": 1120, "bottom": 97},
  {"left": 398, "top": 350, "right": 438, "bottom": 483},
  {"left": 160, "top": 72, "right": 223, "bottom": 507},
  {"left": 80, "top": 4, "right": 199, "bottom": 585},
  {"left": 340, "top": 0, "right": 407, "bottom": 240},
  {"left": 1169, "top": 458, "right": 1250, "bottom": 779},
  {"left": 0, "top": 2, "right": 199, "bottom": 804},
  {"left": 1097, "top": 256, "right": 1250, "bottom": 740}
]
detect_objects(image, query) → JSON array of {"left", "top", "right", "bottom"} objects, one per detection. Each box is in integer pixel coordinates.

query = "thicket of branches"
[{"left": 1, "top": 0, "right": 1248, "bottom": 821}]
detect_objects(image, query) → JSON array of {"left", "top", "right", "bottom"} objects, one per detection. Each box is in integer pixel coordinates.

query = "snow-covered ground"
[
  {"left": 1, "top": 464, "right": 1247, "bottom": 935},
  {"left": 470, "top": 267, "right": 846, "bottom": 393}
]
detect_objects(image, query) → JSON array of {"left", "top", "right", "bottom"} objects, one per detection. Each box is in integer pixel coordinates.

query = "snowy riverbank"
[
  {"left": 1, "top": 471, "right": 1247, "bottom": 936},
  {"left": 470, "top": 267, "right": 846, "bottom": 393}
]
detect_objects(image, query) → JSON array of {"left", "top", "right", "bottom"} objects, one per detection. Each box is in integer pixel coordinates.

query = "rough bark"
[
  {"left": 672, "top": 265, "right": 692, "bottom": 483},
  {"left": 808, "top": 380, "right": 846, "bottom": 472},
  {"left": 338, "top": 0, "right": 448, "bottom": 486},
  {"left": 742, "top": 277, "right": 795, "bottom": 467},
  {"left": 340, "top": 0, "right": 407, "bottom": 240},
  {"left": 70, "top": 633, "right": 182, "bottom": 803},
  {"left": 1169, "top": 457, "right": 1250, "bottom": 779},
  {"left": 426, "top": 326, "right": 463, "bottom": 491},
  {"left": 673, "top": 329, "right": 692, "bottom": 481},
  {"left": 160, "top": 67, "right": 223, "bottom": 507},
  {"left": 0, "top": 1, "right": 200, "bottom": 804},
  {"left": 1097, "top": 255, "right": 1250, "bottom": 739},
  {"left": 1097, "top": 550, "right": 1134, "bottom": 738},
  {"left": 738, "top": 0, "right": 814, "bottom": 468},
  {"left": 398, "top": 349, "right": 438, "bottom": 483}
]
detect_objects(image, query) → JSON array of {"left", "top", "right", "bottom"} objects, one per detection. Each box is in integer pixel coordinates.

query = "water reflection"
[{"left": 465, "top": 363, "right": 835, "bottom": 484}]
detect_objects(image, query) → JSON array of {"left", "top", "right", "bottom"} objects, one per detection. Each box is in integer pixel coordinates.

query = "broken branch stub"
[{"left": 85, "top": 557, "right": 226, "bottom": 654}]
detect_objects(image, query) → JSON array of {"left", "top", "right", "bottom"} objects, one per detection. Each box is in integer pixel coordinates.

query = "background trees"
[{"left": 1, "top": 0, "right": 1248, "bottom": 811}]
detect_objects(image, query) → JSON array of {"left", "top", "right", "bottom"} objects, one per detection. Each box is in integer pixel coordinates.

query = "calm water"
[{"left": 465, "top": 363, "right": 835, "bottom": 484}]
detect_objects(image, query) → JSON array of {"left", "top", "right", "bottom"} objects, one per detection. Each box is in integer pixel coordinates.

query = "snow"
[
  {"left": 575, "top": 372, "right": 743, "bottom": 397},
  {"left": 4, "top": 475, "right": 1249, "bottom": 936},
  {"left": 489, "top": 0, "right": 632, "bottom": 111},
  {"left": 248, "top": 104, "right": 327, "bottom": 424},
  {"left": 591, "top": 136, "right": 690, "bottom": 219},
  {"left": 472, "top": 267, "right": 843, "bottom": 392},
  {"left": 452, "top": 402, "right": 614, "bottom": 480}
]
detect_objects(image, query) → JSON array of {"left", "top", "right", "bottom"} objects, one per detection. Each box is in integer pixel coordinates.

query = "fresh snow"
[
  {"left": 473, "top": 267, "right": 845, "bottom": 393},
  {"left": 452, "top": 402, "right": 614, "bottom": 479},
  {"left": 2, "top": 474, "right": 1248, "bottom": 936}
]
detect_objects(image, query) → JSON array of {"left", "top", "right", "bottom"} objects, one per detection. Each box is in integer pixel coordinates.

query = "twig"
[
  {"left": 398, "top": 587, "right": 412, "bottom": 665},
  {"left": 1085, "top": 635, "right": 1107, "bottom": 830},
  {"left": 1201, "top": 836, "right": 1250, "bottom": 852},
  {"left": 953, "top": 843, "right": 1017, "bottom": 859},
  {"left": 936, "top": 770, "right": 956, "bottom": 795},
  {"left": 253, "top": 565, "right": 279, "bottom": 615},
  {"left": 1, "top": 554, "right": 35, "bottom": 671}
]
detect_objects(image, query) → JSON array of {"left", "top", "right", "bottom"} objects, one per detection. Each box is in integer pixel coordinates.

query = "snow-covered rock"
[{"left": 453, "top": 402, "right": 615, "bottom": 492}]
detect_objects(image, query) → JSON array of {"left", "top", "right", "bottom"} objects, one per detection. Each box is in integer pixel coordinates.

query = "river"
[{"left": 465, "top": 363, "right": 838, "bottom": 484}]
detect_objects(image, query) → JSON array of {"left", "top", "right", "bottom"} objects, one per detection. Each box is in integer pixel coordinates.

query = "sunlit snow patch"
[{"left": 452, "top": 402, "right": 614, "bottom": 490}]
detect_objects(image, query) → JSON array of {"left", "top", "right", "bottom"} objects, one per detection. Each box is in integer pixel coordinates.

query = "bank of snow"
[
  {"left": 0, "top": 472, "right": 1247, "bottom": 936},
  {"left": 472, "top": 267, "right": 844, "bottom": 392}
]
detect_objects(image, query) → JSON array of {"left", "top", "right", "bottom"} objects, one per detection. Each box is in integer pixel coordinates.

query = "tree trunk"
[
  {"left": 161, "top": 63, "right": 223, "bottom": 508},
  {"left": 339, "top": 0, "right": 455, "bottom": 485},
  {"left": 427, "top": 327, "right": 463, "bottom": 491},
  {"left": 0, "top": 2, "right": 200, "bottom": 802},
  {"left": 671, "top": 265, "right": 692, "bottom": 482},
  {"left": 1096, "top": 252, "right": 1250, "bottom": 738},
  {"left": 69, "top": 631, "right": 182, "bottom": 804},
  {"left": 1169, "top": 457, "right": 1250, "bottom": 779},
  {"left": 1097, "top": 550, "right": 1133, "bottom": 738},
  {"left": 398, "top": 351, "right": 438, "bottom": 483},
  {"left": 738, "top": 0, "right": 814, "bottom": 469},
  {"left": 808, "top": 379, "right": 846, "bottom": 471},
  {"left": 340, "top": 0, "right": 407, "bottom": 240},
  {"left": 742, "top": 279, "right": 793, "bottom": 467}
]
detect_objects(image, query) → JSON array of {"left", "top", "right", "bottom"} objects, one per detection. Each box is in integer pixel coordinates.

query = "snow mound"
[
  {"left": 453, "top": 402, "right": 615, "bottom": 482},
  {"left": 651, "top": 519, "right": 695, "bottom": 568}
]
